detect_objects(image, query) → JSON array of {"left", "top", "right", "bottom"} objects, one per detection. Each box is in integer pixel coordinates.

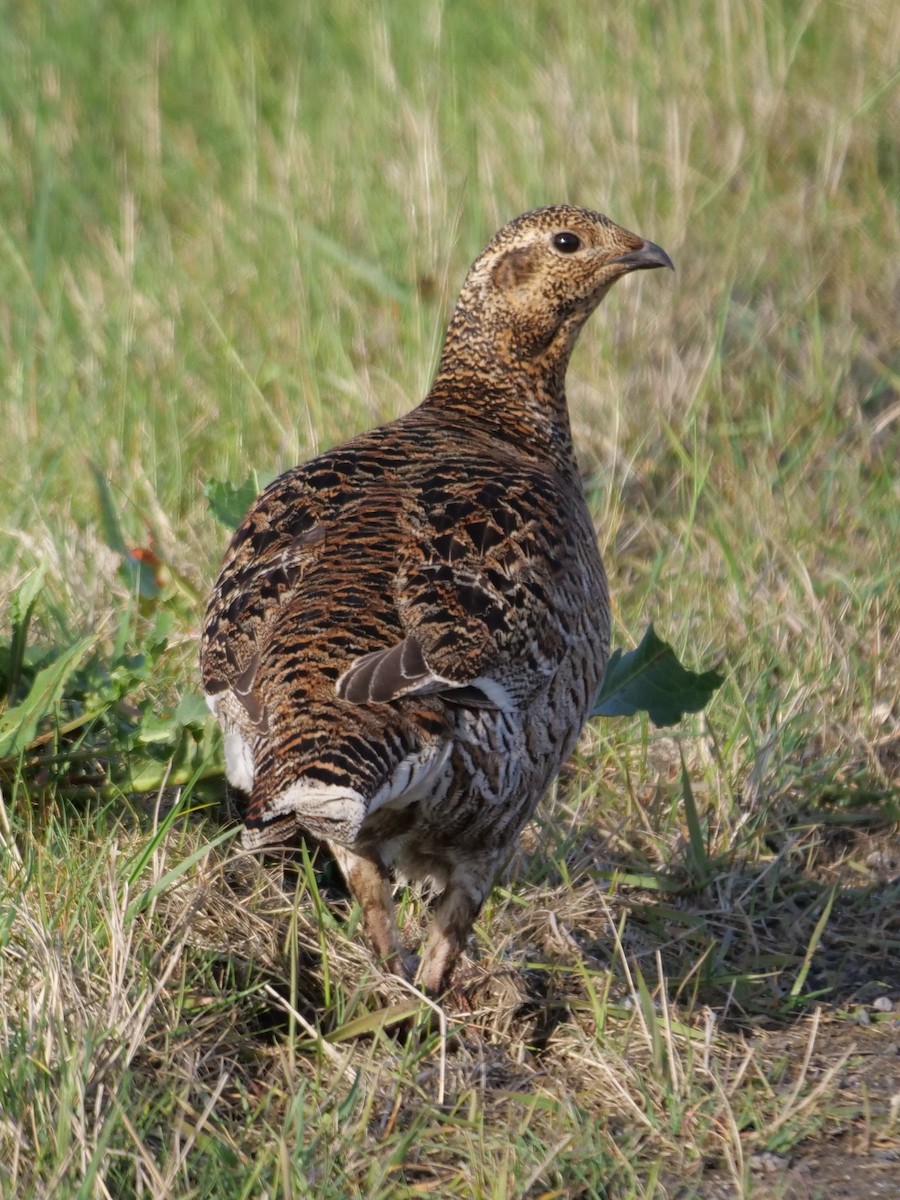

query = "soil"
[{"left": 699, "top": 1018, "right": 900, "bottom": 1199}]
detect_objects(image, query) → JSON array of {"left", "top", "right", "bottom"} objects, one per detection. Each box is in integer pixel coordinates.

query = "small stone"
[
  {"left": 873, "top": 996, "right": 893, "bottom": 1012},
  {"left": 866, "top": 848, "right": 900, "bottom": 873},
  {"left": 749, "top": 1151, "right": 787, "bottom": 1175}
]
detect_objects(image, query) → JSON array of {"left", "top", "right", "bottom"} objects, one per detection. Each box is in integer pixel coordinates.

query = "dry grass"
[{"left": 1, "top": 1, "right": 899, "bottom": 1196}]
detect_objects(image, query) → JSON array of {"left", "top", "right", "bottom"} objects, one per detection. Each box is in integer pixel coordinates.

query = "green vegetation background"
[{"left": 1, "top": 2, "right": 898, "bottom": 1197}]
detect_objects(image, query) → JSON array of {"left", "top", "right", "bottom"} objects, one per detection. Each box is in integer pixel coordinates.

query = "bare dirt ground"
[{"left": 698, "top": 1019, "right": 900, "bottom": 1199}]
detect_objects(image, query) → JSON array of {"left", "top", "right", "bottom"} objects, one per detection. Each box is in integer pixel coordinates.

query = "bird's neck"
[{"left": 425, "top": 306, "right": 585, "bottom": 476}]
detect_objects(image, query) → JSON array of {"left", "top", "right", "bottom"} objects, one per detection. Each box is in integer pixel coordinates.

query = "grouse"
[{"left": 201, "top": 205, "right": 673, "bottom": 995}]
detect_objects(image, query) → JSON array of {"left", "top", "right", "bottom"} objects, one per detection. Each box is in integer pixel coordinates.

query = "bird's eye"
[{"left": 552, "top": 231, "right": 582, "bottom": 253}]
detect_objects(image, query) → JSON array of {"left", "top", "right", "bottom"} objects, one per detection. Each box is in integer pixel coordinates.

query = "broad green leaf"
[
  {"left": 136, "top": 693, "right": 211, "bottom": 745},
  {"left": 175, "top": 692, "right": 212, "bottom": 725},
  {"left": 204, "top": 471, "right": 275, "bottom": 530},
  {"left": 90, "top": 463, "right": 160, "bottom": 598},
  {"left": 89, "top": 461, "right": 128, "bottom": 556},
  {"left": 5, "top": 566, "right": 47, "bottom": 704},
  {"left": 9, "top": 565, "right": 46, "bottom": 632},
  {"left": 0, "top": 634, "right": 96, "bottom": 759},
  {"left": 592, "top": 624, "right": 723, "bottom": 728},
  {"left": 122, "top": 549, "right": 163, "bottom": 600}
]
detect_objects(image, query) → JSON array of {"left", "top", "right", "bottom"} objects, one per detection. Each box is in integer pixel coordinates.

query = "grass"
[{"left": 1, "top": 0, "right": 899, "bottom": 1196}]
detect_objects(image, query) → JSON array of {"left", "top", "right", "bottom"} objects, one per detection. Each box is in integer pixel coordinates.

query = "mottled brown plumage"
[{"left": 201, "top": 206, "right": 673, "bottom": 994}]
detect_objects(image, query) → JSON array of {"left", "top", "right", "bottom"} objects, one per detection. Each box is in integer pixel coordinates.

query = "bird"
[{"left": 201, "top": 205, "right": 673, "bottom": 996}]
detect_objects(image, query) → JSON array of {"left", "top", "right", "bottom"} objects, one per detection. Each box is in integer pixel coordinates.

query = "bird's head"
[{"left": 441, "top": 205, "right": 673, "bottom": 377}]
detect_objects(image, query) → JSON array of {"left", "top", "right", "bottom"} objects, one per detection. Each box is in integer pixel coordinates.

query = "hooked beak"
[{"left": 612, "top": 239, "right": 675, "bottom": 272}]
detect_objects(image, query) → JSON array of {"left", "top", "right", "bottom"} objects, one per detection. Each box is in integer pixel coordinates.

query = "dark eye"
[{"left": 552, "top": 231, "right": 582, "bottom": 253}]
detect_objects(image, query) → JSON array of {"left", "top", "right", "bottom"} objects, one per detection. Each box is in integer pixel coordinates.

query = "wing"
[
  {"left": 336, "top": 466, "right": 599, "bottom": 711},
  {"left": 201, "top": 440, "right": 404, "bottom": 703}
]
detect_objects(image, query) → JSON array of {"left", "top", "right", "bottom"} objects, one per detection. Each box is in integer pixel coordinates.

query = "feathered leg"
[
  {"left": 416, "top": 865, "right": 495, "bottom": 996},
  {"left": 329, "top": 844, "right": 414, "bottom": 980}
]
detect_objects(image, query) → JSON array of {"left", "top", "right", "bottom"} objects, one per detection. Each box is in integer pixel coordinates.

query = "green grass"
[{"left": 2, "top": 1, "right": 899, "bottom": 1196}]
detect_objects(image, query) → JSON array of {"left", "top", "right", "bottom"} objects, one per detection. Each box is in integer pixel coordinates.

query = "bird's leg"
[
  {"left": 416, "top": 869, "right": 493, "bottom": 997},
  {"left": 328, "top": 844, "right": 413, "bottom": 980}
]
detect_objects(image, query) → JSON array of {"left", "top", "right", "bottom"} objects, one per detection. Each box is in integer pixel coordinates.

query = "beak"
[{"left": 612, "top": 239, "right": 675, "bottom": 272}]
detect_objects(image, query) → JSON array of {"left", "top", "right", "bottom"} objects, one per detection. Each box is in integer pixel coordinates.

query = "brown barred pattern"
[{"left": 201, "top": 205, "right": 673, "bottom": 994}]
